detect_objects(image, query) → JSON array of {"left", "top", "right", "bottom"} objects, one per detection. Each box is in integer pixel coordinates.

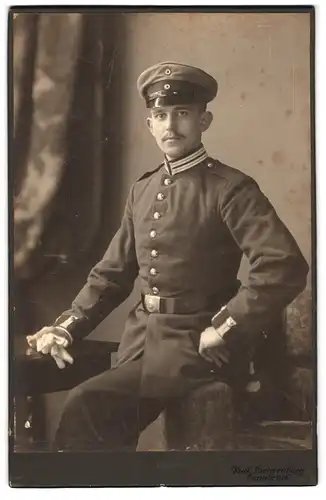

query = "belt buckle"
[{"left": 144, "top": 294, "right": 161, "bottom": 313}]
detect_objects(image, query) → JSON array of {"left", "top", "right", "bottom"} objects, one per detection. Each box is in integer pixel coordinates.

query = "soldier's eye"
[
  {"left": 155, "top": 113, "right": 166, "bottom": 120},
  {"left": 178, "top": 110, "right": 189, "bottom": 117}
]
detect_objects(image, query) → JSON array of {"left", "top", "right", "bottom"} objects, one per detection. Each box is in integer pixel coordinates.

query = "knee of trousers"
[
  {"left": 61, "top": 376, "right": 115, "bottom": 418},
  {"left": 61, "top": 381, "right": 93, "bottom": 417}
]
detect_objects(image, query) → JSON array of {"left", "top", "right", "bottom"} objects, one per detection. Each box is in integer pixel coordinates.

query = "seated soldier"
[{"left": 27, "top": 61, "right": 309, "bottom": 451}]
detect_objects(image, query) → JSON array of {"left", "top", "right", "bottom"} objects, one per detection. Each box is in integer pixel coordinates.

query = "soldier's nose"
[{"left": 165, "top": 114, "right": 176, "bottom": 130}]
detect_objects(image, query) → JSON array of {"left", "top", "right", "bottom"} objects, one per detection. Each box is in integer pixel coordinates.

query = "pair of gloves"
[{"left": 26, "top": 327, "right": 74, "bottom": 369}]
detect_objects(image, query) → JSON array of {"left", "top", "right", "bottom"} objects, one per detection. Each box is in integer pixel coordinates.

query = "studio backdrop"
[{"left": 11, "top": 11, "right": 313, "bottom": 451}]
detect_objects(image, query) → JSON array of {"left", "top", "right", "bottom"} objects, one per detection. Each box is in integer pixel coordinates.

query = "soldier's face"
[{"left": 147, "top": 104, "right": 213, "bottom": 159}]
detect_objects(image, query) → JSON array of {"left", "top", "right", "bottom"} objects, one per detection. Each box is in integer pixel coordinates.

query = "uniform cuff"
[
  {"left": 53, "top": 314, "right": 81, "bottom": 340},
  {"left": 54, "top": 325, "right": 73, "bottom": 345}
]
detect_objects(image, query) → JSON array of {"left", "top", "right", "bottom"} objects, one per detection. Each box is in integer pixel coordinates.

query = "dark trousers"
[
  {"left": 54, "top": 359, "right": 167, "bottom": 451},
  {"left": 54, "top": 339, "right": 253, "bottom": 451}
]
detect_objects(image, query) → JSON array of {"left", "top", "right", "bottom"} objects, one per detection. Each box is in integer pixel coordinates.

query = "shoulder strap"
[{"left": 136, "top": 163, "right": 163, "bottom": 182}]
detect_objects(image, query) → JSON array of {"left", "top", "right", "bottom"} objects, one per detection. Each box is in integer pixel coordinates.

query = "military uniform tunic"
[{"left": 55, "top": 153, "right": 308, "bottom": 398}]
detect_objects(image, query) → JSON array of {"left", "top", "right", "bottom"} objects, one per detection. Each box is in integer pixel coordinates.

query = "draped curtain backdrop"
[
  {"left": 13, "top": 13, "right": 83, "bottom": 278},
  {"left": 11, "top": 12, "right": 122, "bottom": 336}
]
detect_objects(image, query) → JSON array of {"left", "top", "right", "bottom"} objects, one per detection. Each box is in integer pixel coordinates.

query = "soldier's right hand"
[{"left": 26, "top": 326, "right": 74, "bottom": 370}]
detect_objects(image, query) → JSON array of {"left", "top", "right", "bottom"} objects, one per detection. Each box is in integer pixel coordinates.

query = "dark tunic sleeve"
[
  {"left": 54, "top": 184, "right": 139, "bottom": 340},
  {"left": 218, "top": 176, "right": 309, "bottom": 333}
]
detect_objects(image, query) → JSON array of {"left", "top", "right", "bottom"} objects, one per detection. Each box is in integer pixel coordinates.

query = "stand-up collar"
[{"left": 164, "top": 144, "right": 208, "bottom": 175}]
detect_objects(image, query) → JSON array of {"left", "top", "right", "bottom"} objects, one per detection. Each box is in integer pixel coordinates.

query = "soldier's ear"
[
  {"left": 146, "top": 117, "right": 155, "bottom": 136},
  {"left": 200, "top": 111, "right": 213, "bottom": 132}
]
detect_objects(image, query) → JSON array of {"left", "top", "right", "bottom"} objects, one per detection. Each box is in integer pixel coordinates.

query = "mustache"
[{"left": 163, "top": 134, "right": 184, "bottom": 141}]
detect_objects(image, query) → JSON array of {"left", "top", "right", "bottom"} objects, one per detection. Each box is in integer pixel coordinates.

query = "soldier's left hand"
[{"left": 199, "top": 326, "right": 230, "bottom": 368}]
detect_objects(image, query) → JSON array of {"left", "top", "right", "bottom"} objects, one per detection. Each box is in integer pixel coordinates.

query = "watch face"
[{"left": 226, "top": 317, "right": 237, "bottom": 328}]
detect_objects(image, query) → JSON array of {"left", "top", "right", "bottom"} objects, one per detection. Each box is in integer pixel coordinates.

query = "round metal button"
[
  {"left": 207, "top": 161, "right": 214, "bottom": 168},
  {"left": 157, "top": 192, "right": 165, "bottom": 201},
  {"left": 149, "top": 230, "right": 157, "bottom": 238},
  {"left": 165, "top": 68, "right": 172, "bottom": 75},
  {"left": 153, "top": 212, "right": 161, "bottom": 220},
  {"left": 164, "top": 83, "right": 171, "bottom": 90},
  {"left": 150, "top": 268, "right": 158, "bottom": 276},
  {"left": 151, "top": 249, "right": 158, "bottom": 258},
  {"left": 152, "top": 287, "right": 159, "bottom": 295},
  {"left": 164, "top": 178, "right": 172, "bottom": 186}
]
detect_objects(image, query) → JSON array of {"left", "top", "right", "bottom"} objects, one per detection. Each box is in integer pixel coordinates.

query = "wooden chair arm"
[{"left": 13, "top": 337, "right": 120, "bottom": 396}]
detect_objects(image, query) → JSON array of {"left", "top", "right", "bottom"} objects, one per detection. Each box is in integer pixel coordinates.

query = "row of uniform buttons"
[
  {"left": 148, "top": 175, "right": 172, "bottom": 295},
  {"left": 148, "top": 162, "right": 213, "bottom": 294}
]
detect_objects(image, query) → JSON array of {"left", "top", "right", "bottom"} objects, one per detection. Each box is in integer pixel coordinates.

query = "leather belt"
[{"left": 141, "top": 293, "right": 222, "bottom": 315}]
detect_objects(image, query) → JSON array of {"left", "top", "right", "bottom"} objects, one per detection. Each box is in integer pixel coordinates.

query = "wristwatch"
[{"left": 211, "top": 306, "right": 237, "bottom": 340}]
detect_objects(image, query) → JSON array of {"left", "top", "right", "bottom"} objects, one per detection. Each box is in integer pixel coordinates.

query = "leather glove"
[
  {"left": 199, "top": 326, "right": 230, "bottom": 368},
  {"left": 26, "top": 326, "right": 74, "bottom": 369}
]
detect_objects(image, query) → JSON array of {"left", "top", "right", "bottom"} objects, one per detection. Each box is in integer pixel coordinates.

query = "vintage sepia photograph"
[{"left": 9, "top": 6, "right": 316, "bottom": 486}]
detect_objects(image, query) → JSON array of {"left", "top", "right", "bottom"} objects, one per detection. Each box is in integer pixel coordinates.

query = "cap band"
[
  {"left": 147, "top": 93, "right": 202, "bottom": 108},
  {"left": 146, "top": 80, "right": 208, "bottom": 108}
]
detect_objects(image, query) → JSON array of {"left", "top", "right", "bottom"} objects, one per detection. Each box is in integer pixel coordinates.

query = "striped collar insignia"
[{"left": 164, "top": 144, "right": 208, "bottom": 175}]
